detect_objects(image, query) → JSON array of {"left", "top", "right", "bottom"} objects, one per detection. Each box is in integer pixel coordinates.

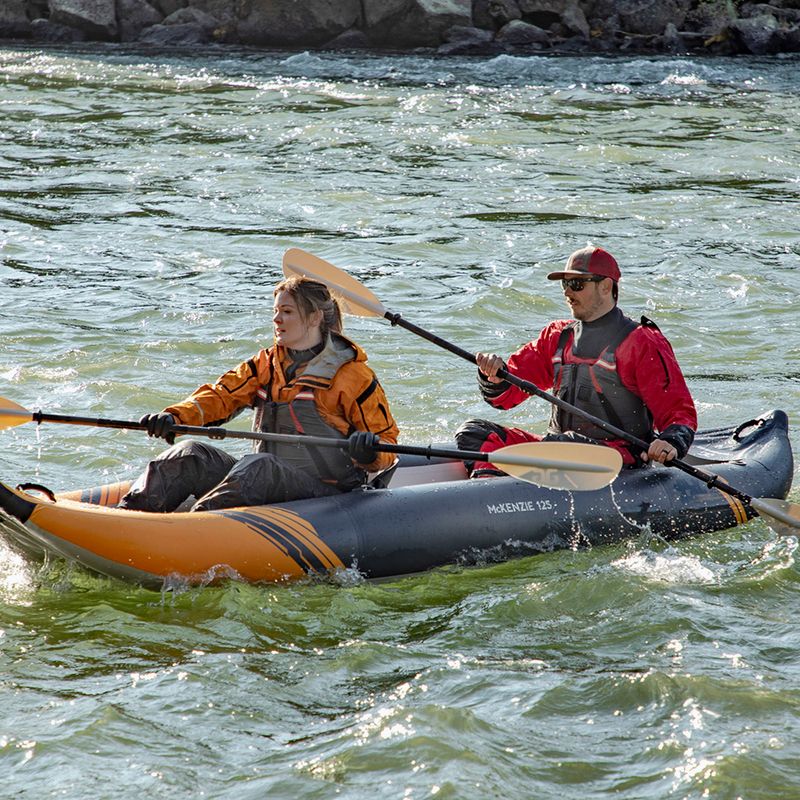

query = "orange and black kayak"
[{"left": 0, "top": 410, "right": 793, "bottom": 589}]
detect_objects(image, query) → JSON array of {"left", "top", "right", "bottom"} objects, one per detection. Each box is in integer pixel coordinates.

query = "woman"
[{"left": 119, "top": 276, "right": 399, "bottom": 512}]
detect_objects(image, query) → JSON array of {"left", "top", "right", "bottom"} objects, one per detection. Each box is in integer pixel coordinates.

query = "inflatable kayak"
[{"left": 0, "top": 410, "right": 793, "bottom": 589}]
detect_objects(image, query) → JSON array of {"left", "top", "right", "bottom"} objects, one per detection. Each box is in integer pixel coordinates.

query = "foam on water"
[{"left": 611, "top": 548, "right": 720, "bottom": 584}]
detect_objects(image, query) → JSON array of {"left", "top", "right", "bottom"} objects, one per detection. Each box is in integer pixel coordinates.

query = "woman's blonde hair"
[{"left": 274, "top": 276, "right": 343, "bottom": 337}]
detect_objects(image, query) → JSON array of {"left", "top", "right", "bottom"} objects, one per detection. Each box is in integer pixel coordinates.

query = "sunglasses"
[{"left": 561, "top": 276, "right": 604, "bottom": 292}]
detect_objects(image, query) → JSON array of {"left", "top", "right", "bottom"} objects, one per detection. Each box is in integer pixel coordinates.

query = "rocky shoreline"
[{"left": 2, "top": 0, "right": 800, "bottom": 57}]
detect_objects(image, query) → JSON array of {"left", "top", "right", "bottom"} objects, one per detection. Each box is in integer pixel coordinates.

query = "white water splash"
[
  {"left": 0, "top": 540, "right": 35, "bottom": 601},
  {"left": 612, "top": 549, "right": 719, "bottom": 584}
]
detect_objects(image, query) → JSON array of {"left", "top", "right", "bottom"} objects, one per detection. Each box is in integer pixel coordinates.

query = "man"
[{"left": 456, "top": 245, "right": 697, "bottom": 474}]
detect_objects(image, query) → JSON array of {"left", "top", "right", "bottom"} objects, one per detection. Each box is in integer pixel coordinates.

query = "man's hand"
[
  {"left": 643, "top": 438, "right": 678, "bottom": 464},
  {"left": 476, "top": 352, "right": 506, "bottom": 384}
]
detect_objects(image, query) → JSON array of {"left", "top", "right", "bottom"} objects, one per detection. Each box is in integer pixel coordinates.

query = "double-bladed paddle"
[
  {"left": 0, "top": 396, "right": 620, "bottom": 491},
  {"left": 281, "top": 248, "right": 800, "bottom": 536}
]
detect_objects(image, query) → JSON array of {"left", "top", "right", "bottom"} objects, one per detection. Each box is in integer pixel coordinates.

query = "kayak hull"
[{"left": 0, "top": 410, "right": 793, "bottom": 588}]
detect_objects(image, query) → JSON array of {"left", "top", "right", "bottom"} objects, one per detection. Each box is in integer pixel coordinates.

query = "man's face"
[{"left": 562, "top": 277, "right": 610, "bottom": 322}]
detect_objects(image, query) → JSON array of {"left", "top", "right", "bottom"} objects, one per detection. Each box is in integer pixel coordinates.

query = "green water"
[{"left": 1, "top": 45, "right": 799, "bottom": 798}]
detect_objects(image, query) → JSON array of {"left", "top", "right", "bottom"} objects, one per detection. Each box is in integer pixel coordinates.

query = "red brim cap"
[{"left": 547, "top": 246, "right": 620, "bottom": 282}]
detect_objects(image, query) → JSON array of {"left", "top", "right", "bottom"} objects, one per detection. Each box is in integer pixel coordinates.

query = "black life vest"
[{"left": 547, "top": 314, "right": 655, "bottom": 444}]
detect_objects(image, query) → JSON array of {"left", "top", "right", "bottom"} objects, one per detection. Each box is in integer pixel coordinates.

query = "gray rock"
[
  {"left": 730, "top": 12, "right": 781, "bottom": 53},
  {"left": 179, "top": 0, "right": 236, "bottom": 28},
  {"left": 517, "top": 0, "right": 568, "bottom": 29},
  {"left": 437, "top": 23, "right": 495, "bottom": 51},
  {"left": 773, "top": 23, "right": 800, "bottom": 50},
  {"left": 324, "top": 27, "right": 372, "bottom": 49},
  {"left": 117, "top": 0, "right": 162, "bottom": 41},
  {"left": 363, "top": 0, "right": 472, "bottom": 47},
  {"left": 162, "top": 5, "right": 218, "bottom": 29},
  {"left": 495, "top": 18, "right": 551, "bottom": 45},
  {"left": 562, "top": 1, "right": 590, "bottom": 38},
  {"left": 137, "top": 20, "right": 210, "bottom": 44},
  {"left": 487, "top": 0, "right": 523, "bottom": 27},
  {"left": 442, "top": 23, "right": 494, "bottom": 42},
  {"left": 741, "top": 3, "right": 800, "bottom": 22},
  {"left": 657, "top": 21, "right": 685, "bottom": 51},
  {"left": 151, "top": 0, "right": 186, "bottom": 18},
  {"left": 29, "top": 0, "right": 51, "bottom": 18},
  {"left": 49, "top": 0, "right": 117, "bottom": 38},
  {"left": 30, "top": 16, "right": 88, "bottom": 40},
  {"left": 0, "top": 0, "right": 31, "bottom": 39},
  {"left": 472, "top": 0, "right": 492, "bottom": 28},
  {"left": 616, "top": 0, "right": 691, "bottom": 36},
  {"left": 236, "top": 0, "right": 361, "bottom": 47},
  {"left": 684, "top": 0, "right": 736, "bottom": 37},
  {"left": 0, "top": 0, "right": 31, "bottom": 37}
]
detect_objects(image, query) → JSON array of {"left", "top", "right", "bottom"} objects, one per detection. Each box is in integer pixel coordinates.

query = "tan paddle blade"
[
  {"left": 750, "top": 497, "right": 800, "bottom": 536},
  {"left": 282, "top": 248, "right": 386, "bottom": 318},
  {"left": 490, "top": 441, "right": 623, "bottom": 491},
  {"left": 0, "top": 396, "right": 33, "bottom": 430}
]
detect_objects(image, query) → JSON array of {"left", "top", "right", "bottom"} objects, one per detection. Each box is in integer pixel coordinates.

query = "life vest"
[
  {"left": 547, "top": 315, "right": 655, "bottom": 444},
  {"left": 252, "top": 334, "right": 366, "bottom": 491}
]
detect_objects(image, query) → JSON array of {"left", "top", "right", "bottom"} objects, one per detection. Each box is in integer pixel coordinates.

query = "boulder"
[
  {"left": 495, "top": 17, "right": 551, "bottom": 45},
  {"left": 517, "top": 0, "right": 568, "bottom": 29},
  {"left": 161, "top": 5, "right": 218, "bottom": 29},
  {"left": 324, "top": 27, "right": 373, "bottom": 49},
  {"left": 437, "top": 23, "right": 495, "bottom": 51},
  {"left": 30, "top": 16, "right": 88, "bottom": 40},
  {"left": 740, "top": 3, "right": 800, "bottom": 23},
  {"left": 486, "top": 0, "right": 522, "bottom": 28},
  {"left": 137, "top": 20, "right": 211, "bottom": 44},
  {"left": 657, "top": 21, "right": 685, "bottom": 51},
  {"left": 363, "top": 0, "right": 472, "bottom": 47},
  {"left": 0, "top": 0, "right": 31, "bottom": 38},
  {"left": 561, "top": 1, "right": 590, "bottom": 37},
  {"left": 773, "top": 23, "right": 800, "bottom": 50},
  {"left": 116, "top": 0, "right": 162, "bottom": 41},
  {"left": 151, "top": 0, "right": 186, "bottom": 17},
  {"left": 683, "top": 0, "right": 736, "bottom": 37},
  {"left": 615, "top": 0, "right": 690, "bottom": 36},
  {"left": 49, "top": 0, "right": 118, "bottom": 38},
  {"left": 472, "top": 0, "right": 523, "bottom": 30},
  {"left": 236, "top": 0, "right": 361, "bottom": 47},
  {"left": 730, "top": 12, "right": 782, "bottom": 53},
  {"left": 29, "top": 0, "right": 51, "bottom": 18},
  {"left": 442, "top": 22, "right": 495, "bottom": 41}
]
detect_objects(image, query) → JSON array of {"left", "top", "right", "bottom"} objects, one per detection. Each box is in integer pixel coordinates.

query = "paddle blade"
[
  {"left": 490, "top": 441, "right": 623, "bottom": 491},
  {"left": 0, "top": 396, "right": 33, "bottom": 430},
  {"left": 282, "top": 248, "right": 386, "bottom": 318},
  {"left": 750, "top": 497, "right": 800, "bottom": 537}
]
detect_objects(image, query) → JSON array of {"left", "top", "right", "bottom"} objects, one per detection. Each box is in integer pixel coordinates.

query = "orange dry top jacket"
[{"left": 163, "top": 332, "right": 399, "bottom": 474}]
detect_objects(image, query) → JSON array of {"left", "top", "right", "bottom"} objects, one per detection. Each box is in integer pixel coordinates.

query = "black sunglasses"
[{"left": 561, "top": 276, "right": 604, "bottom": 292}]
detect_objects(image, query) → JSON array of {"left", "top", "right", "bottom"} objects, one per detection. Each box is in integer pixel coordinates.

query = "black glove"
[
  {"left": 139, "top": 412, "right": 176, "bottom": 444},
  {"left": 348, "top": 431, "right": 380, "bottom": 465}
]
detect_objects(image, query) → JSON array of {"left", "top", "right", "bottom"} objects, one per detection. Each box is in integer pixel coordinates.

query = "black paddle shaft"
[
  {"left": 384, "top": 311, "right": 757, "bottom": 507},
  {"left": 27, "top": 410, "right": 496, "bottom": 465}
]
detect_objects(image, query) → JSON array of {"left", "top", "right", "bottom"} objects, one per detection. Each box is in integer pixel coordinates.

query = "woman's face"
[{"left": 272, "top": 290, "right": 323, "bottom": 350}]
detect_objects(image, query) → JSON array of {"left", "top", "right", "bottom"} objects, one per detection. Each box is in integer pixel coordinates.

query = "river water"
[{"left": 1, "top": 44, "right": 799, "bottom": 798}]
